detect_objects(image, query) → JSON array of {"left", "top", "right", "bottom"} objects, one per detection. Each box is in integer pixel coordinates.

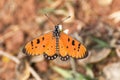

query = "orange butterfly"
[{"left": 22, "top": 25, "right": 88, "bottom": 61}]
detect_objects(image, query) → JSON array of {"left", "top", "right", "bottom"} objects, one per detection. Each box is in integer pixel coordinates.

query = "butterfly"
[{"left": 22, "top": 24, "right": 88, "bottom": 61}]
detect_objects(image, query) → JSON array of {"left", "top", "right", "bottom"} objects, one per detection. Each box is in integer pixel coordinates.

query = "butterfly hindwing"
[
  {"left": 23, "top": 32, "right": 56, "bottom": 57},
  {"left": 44, "top": 36, "right": 56, "bottom": 56},
  {"left": 59, "top": 32, "right": 88, "bottom": 59},
  {"left": 43, "top": 34, "right": 58, "bottom": 60}
]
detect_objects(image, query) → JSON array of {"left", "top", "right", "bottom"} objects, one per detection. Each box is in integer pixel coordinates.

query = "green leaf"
[
  {"left": 52, "top": 66, "right": 73, "bottom": 79},
  {"left": 92, "top": 37, "right": 109, "bottom": 48},
  {"left": 52, "top": 66, "right": 96, "bottom": 80}
]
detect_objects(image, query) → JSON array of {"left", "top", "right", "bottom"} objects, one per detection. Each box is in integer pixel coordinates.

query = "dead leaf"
[
  {"left": 103, "top": 62, "right": 120, "bottom": 80},
  {"left": 78, "top": 48, "right": 111, "bottom": 65}
]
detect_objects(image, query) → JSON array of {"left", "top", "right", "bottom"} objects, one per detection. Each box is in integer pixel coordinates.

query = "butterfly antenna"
[
  {"left": 44, "top": 13, "right": 56, "bottom": 26},
  {"left": 57, "top": 16, "right": 71, "bottom": 25}
]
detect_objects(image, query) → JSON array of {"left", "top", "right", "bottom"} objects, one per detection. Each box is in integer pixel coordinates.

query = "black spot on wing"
[
  {"left": 37, "top": 39, "right": 40, "bottom": 44},
  {"left": 72, "top": 40, "right": 75, "bottom": 46},
  {"left": 42, "top": 37, "right": 44, "bottom": 40},
  {"left": 31, "top": 41, "right": 33, "bottom": 46},
  {"left": 68, "top": 38, "right": 70, "bottom": 42},
  {"left": 66, "top": 46, "right": 68, "bottom": 48},
  {"left": 74, "top": 48, "right": 76, "bottom": 50},
  {"left": 78, "top": 43, "right": 81, "bottom": 49},
  {"left": 77, "top": 43, "right": 81, "bottom": 52},
  {"left": 43, "top": 45, "right": 45, "bottom": 47}
]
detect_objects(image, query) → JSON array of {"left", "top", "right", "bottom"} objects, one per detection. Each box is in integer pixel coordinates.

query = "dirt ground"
[{"left": 0, "top": 0, "right": 120, "bottom": 80}]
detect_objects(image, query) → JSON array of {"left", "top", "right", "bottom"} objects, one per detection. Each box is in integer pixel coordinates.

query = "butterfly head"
[{"left": 53, "top": 25, "right": 63, "bottom": 37}]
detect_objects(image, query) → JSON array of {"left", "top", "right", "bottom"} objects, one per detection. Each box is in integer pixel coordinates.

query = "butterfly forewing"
[
  {"left": 23, "top": 32, "right": 56, "bottom": 56},
  {"left": 59, "top": 32, "right": 88, "bottom": 59}
]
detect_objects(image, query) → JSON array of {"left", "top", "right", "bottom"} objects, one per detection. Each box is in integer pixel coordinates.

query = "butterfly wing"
[
  {"left": 59, "top": 32, "right": 88, "bottom": 59},
  {"left": 22, "top": 32, "right": 57, "bottom": 59}
]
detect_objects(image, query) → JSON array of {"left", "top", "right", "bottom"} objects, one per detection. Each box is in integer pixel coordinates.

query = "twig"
[
  {"left": 0, "top": 51, "right": 20, "bottom": 64},
  {"left": 29, "top": 67, "right": 42, "bottom": 80},
  {"left": 0, "top": 50, "right": 42, "bottom": 80},
  {"left": 70, "top": 58, "right": 77, "bottom": 74}
]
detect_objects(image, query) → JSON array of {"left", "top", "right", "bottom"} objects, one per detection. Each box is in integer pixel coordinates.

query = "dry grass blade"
[{"left": 0, "top": 50, "right": 42, "bottom": 80}]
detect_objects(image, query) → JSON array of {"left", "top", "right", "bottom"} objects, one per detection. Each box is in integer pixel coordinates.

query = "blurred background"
[{"left": 0, "top": 0, "right": 120, "bottom": 80}]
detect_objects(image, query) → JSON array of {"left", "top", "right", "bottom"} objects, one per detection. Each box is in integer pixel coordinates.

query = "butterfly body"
[{"left": 23, "top": 25, "right": 88, "bottom": 61}]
